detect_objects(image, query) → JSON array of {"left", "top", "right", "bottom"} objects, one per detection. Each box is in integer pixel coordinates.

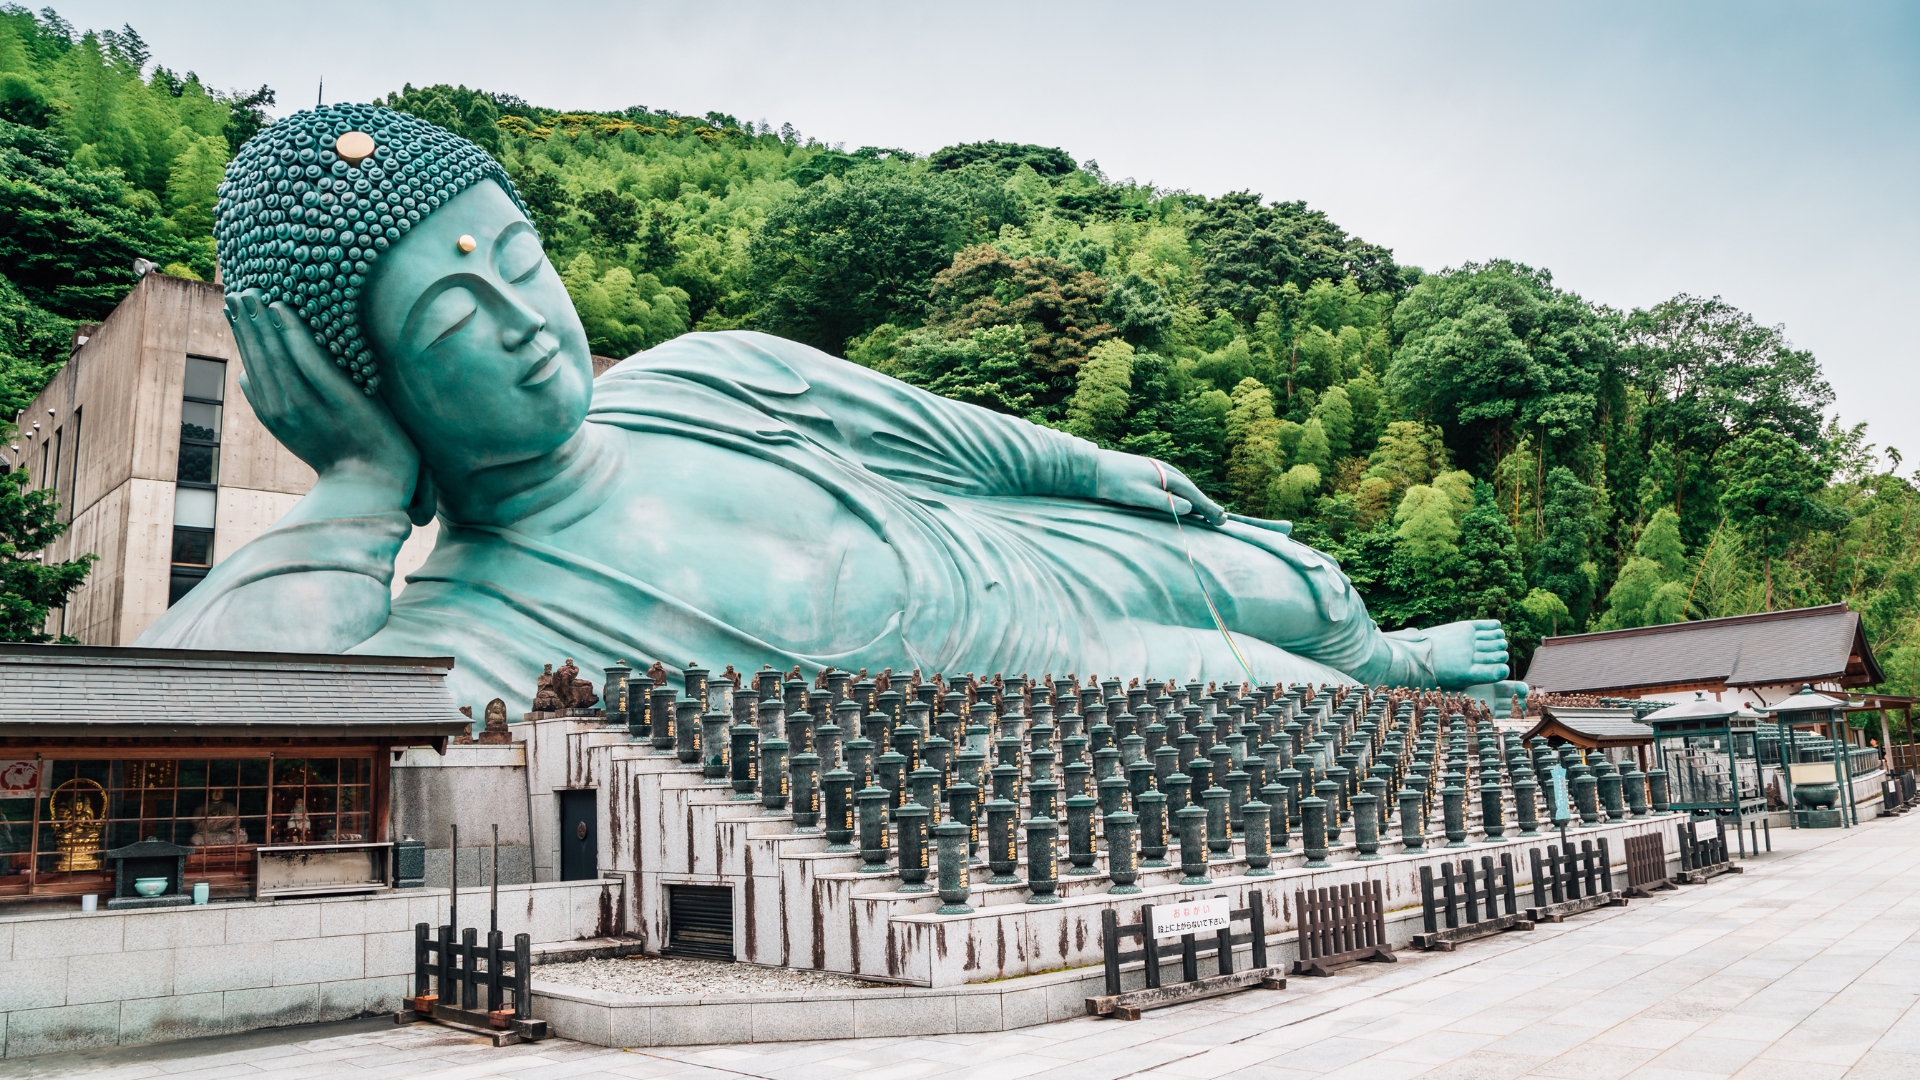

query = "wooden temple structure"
[{"left": 0, "top": 645, "right": 470, "bottom": 905}]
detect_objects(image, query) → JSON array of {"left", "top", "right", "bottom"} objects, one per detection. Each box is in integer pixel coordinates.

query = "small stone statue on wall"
[
  {"left": 532, "top": 659, "right": 599, "bottom": 713},
  {"left": 478, "top": 698, "right": 513, "bottom": 744},
  {"left": 531, "top": 664, "right": 559, "bottom": 712},
  {"left": 553, "top": 658, "right": 598, "bottom": 709}
]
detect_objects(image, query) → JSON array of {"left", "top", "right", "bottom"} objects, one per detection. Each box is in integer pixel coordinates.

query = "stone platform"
[
  {"left": 18, "top": 795, "right": 1912, "bottom": 1078},
  {"left": 526, "top": 715, "right": 1689, "bottom": 989}
]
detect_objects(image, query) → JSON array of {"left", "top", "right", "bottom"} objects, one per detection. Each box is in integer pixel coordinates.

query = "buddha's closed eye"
[
  {"left": 420, "top": 287, "right": 478, "bottom": 349},
  {"left": 498, "top": 229, "right": 545, "bottom": 284}
]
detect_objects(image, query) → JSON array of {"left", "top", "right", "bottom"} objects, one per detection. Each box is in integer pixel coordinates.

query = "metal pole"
[
  {"left": 490, "top": 823, "right": 499, "bottom": 935},
  {"left": 1780, "top": 720, "right": 1796, "bottom": 830},
  {"left": 1837, "top": 714, "right": 1857, "bottom": 827},
  {"left": 449, "top": 822, "right": 458, "bottom": 933}
]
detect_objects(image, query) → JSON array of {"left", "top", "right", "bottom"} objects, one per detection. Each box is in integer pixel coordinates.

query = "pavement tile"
[
  {"left": 1584, "top": 1017, "right": 1703, "bottom": 1050},
  {"left": 1371, "top": 1029, "right": 1501, "bottom": 1064},
  {"left": 1529, "top": 1043, "right": 1661, "bottom": 1080},
  {"left": 1258, "top": 1037, "right": 1395, "bottom": 1073}
]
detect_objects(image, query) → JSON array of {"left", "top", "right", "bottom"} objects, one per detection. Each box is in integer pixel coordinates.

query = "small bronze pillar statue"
[
  {"left": 1024, "top": 816, "right": 1060, "bottom": 904},
  {"left": 933, "top": 822, "right": 973, "bottom": 914}
]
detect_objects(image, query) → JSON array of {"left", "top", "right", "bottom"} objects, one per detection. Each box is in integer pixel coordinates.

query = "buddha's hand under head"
[
  {"left": 1427, "top": 619, "right": 1512, "bottom": 688},
  {"left": 1092, "top": 448, "right": 1226, "bottom": 525},
  {"left": 227, "top": 288, "right": 422, "bottom": 510}
]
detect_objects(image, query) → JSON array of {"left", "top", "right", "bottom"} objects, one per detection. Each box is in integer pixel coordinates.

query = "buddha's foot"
[{"left": 1426, "top": 618, "right": 1512, "bottom": 689}]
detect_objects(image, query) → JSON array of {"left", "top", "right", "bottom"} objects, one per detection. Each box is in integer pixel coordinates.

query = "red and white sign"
[
  {"left": 0, "top": 760, "right": 40, "bottom": 796},
  {"left": 1695, "top": 819, "right": 1720, "bottom": 840},
  {"left": 1150, "top": 896, "right": 1232, "bottom": 938}
]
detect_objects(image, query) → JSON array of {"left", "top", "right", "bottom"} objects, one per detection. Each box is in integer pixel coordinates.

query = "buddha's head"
[{"left": 215, "top": 105, "right": 593, "bottom": 469}]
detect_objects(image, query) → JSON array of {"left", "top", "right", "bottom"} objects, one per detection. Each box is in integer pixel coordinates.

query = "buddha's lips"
[{"left": 521, "top": 344, "right": 563, "bottom": 387}]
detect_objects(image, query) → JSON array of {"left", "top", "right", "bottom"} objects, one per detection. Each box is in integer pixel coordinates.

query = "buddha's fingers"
[
  {"left": 227, "top": 292, "right": 288, "bottom": 419},
  {"left": 266, "top": 300, "right": 358, "bottom": 410}
]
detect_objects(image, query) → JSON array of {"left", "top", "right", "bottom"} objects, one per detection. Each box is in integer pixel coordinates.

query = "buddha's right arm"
[{"left": 134, "top": 478, "right": 411, "bottom": 652}]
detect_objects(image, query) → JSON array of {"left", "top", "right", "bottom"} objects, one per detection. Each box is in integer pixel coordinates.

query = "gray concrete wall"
[
  {"left": 0, "top": 877, "right": 624, "bottom": 1059},
  {"left": 20, "top": 272, "right": 438, "bottom": 646},
  {"left": 390, "top": 744, "right": 534, "bottom": 887}
]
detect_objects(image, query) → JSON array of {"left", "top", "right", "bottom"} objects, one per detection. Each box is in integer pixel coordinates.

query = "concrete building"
[{"left": 13, "top": 273, "right": 433, "bottom": 645}]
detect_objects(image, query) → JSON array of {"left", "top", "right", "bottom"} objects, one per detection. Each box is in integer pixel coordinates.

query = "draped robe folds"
[{"left": 142, "top": 331, "right": 1439, "bottom": 713}]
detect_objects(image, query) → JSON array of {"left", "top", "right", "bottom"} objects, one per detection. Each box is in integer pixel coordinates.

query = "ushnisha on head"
[{"left": 214, "top": 104, "right": 530, "bottom": 395}]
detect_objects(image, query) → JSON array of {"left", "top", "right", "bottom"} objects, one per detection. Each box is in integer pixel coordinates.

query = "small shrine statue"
[
  {"left": 551, "top": 658, "right": 598, "bottom": 709},
  {"left": 285, "top": 799, "right": 312, "bottom": 844},
  {"left": 191, "top": 788, "right": 246, "bottom": 846},
  {"left": 478, "top": 697, "right": 513, "bottom": 743},
  {"left": 531, "top": 663, "right": 560, "bottom": 712}
]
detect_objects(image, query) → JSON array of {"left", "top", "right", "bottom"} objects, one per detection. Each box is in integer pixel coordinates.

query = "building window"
[
  {"left": 169, "top": 357, "right": 225, "bottom": 606},
  {"left": 0, "top": 755, "right": 377, "bottom": 900},
  {"left": 66, "top": 406, "right": 80, "bottom": 518}
]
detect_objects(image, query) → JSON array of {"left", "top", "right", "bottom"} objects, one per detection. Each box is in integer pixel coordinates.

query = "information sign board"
[{"left": 1150, "top": 897, "right": 1232, "bottom": 938}]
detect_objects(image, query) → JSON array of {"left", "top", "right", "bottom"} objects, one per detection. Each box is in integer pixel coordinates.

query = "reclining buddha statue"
[{"left": 137, "top": 105, "right": 1520, "bottom": 715}]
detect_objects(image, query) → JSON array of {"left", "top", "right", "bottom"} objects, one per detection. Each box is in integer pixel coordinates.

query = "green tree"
[
  {"left": 1189, "top": 191, "right": 1404, "bottom": 323},
  {"left": 883, "top": 324, "right": 1045, "bottom": 418},
  {"left": 1388, "top": 259, "right": 1613, "bottom": 476},
  {"left": 560, "top": 253, "right": 690, "bottom": 356},
  {"left": 1311, "top": 384, "right": 1354, "bottom": 460},
  {"left": 1518, "top": 588, "right": 1571, "bottom": 641},
  {"left": 1533, "top": 466, "right": 1600, "bottom": 628},
  {"left": 163, "top": 128, "right": 226, "bottom": 240},
  {"left": 1064, "top": 339, "right": 1133, "bottom": 447},
  {"left": 1394, "top": 484, "right": 1461, "bottom": 566},
  {"left": 0, "top": 470, "right": 94, "bottom": 641},
  {"left": 0, "top": 119, "right": 195, "bottom": 317},
  {"left": 922, "top": 244, "right": 1114, "bottom": 388},
  {"left": 1719, "top": 428, "right": 1839, "bottom": 609},
  {"left": 1295, "top": 417, "right": 1332, "bottom": 471},
  {"left": 1224, "top": 378, "right": 1283, "bottom": 514},
  {"left": 1269, "top": 464, "right": 1322, "bottom": 517},
  {"left": 747, "top": 166, "right": 1013, "bottom": 354},
  {"left": 928, "top": 140, "right": 1075, "bottom": 176},
  {"left": 1624, "top": 294, "right": 1834, "bottom": 536},
  {"left": 1456, "top": 480, "right": 1531, "bottom": 627},
  {"left": 1597, "top": 507, "right": 1690, "bottom": 629},
  {"left": 0, "top": 271, "right": 71, "bottom": 411}
]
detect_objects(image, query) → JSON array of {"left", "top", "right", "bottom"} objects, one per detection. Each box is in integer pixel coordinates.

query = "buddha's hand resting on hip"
[
  {"left": 1092, "top": 448, "right": 1226, "bottom": 525},
  {"left": 226, "top": 289, "right": 422, "bottom": 509}
]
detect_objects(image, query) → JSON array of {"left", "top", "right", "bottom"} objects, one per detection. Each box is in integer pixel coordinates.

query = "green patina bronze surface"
[{"left": 138, "top": 106, "right": 1522, "bottom": 715}]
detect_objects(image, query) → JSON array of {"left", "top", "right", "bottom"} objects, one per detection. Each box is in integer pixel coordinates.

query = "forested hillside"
[{"left": 1, "top": 8, "right": 1914, "bottom": 692}]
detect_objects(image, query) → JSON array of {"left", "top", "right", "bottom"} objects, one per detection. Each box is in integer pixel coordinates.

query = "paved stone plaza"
[{"left": 14, "top": 811, "right": 1918, "bottom": 1080}]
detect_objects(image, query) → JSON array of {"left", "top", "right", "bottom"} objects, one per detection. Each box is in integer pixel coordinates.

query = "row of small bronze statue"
[{"left": 527, "top": 659, "right": 1502, "bottom": 724}]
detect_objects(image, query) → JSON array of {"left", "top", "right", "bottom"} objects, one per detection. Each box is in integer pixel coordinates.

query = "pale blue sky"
[{"left": 51, "top": 1, "right": 1920, "bottom": 459}]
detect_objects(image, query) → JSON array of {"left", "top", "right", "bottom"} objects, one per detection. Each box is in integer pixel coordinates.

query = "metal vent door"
[
  {"left": 559, "top": 789, "right": 597, "bottom": 881},
  {"left": 667, "top": 884, "right": 734, "bottom": 959}
]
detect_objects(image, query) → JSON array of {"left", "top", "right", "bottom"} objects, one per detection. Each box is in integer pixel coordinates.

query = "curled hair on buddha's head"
[{"left": 214, "top": 104, "right": 530, "bottom": 395}]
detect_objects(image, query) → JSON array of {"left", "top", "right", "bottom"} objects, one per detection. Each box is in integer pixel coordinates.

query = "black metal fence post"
[
  {"left": 515, "top": 934, "right": 532, "bottom": 1019},
  {"left": 414, "top": 922, "right": 430, "bottom": 1000}
]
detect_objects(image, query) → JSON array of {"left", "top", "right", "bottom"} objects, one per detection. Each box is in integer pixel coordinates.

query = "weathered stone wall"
[
  {"left": 0, "top": 877, "right": 623, "bottom": 1058},
  {"left": 390, "top": 743, "right": 535, "bottom": 887}
]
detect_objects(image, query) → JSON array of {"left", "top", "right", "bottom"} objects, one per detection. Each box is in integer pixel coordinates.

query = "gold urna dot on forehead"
[
  {"left": 457, "top": 234, "right": 477, "bottom": 254},
  {"left": 334, "top": 131, "right": 376, "bottom": 167}
]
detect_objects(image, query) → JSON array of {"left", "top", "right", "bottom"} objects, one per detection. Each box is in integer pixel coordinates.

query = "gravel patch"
[{"left": 535, "top": 953, "right": 890, "bottom": 996}]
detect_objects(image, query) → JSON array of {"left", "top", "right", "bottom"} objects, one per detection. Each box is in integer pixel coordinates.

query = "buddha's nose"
[{"left": 500, "top": 294, "right": 547, "bottom": 350}]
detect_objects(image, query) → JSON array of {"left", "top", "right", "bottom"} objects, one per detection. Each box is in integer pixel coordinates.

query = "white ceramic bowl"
[{"left": 132, "top": 877, "right": 168, "bottom": 897}]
